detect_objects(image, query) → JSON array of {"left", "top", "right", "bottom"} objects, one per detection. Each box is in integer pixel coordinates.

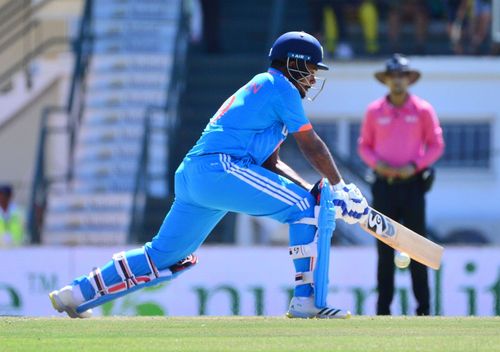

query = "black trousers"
[{"left": 372, "top": 176, "right": 430, "bottom": 316}]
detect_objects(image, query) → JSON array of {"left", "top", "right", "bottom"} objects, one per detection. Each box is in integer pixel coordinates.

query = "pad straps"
[
  {"left": 290, "top": 232, "right": 318, "bottom": 286},
  {"left": 290, "top": 206, "right": 320, "bottom": 287},
  {"left": 144, "top": 247, "right": 160, "bottom": 279},
  {"left": 89, "top": 267, "right": 108, "bottom": 297},
  {"left": 113, "top": 251, "right": 139, "bottom": 289},
  {"left": 288, "top": 242, "right": 318, "bottom": 259},
  {"left": 295, "top": 271, "right": 314, "bottom": 285}
]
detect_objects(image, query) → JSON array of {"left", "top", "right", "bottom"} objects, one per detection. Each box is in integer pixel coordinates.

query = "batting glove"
[{"left": 332, "top": 180, "right": 369, "bottom": 225}]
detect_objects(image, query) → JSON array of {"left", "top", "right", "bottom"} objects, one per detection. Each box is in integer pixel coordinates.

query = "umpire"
[{"left": 358, "top": 54, "right": 444, "bottom": 315}]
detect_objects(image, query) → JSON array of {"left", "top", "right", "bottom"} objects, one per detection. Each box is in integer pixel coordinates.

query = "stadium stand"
[{"left": 33, "top": 0, "right": 188, "bottom": 245}]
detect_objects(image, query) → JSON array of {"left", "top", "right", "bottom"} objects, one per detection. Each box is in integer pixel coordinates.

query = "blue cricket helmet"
[{"left": 269, "top": 31, "right": 329, "bottom": 71}]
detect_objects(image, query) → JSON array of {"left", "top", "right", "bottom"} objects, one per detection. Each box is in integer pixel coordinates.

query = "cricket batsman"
[{"left": 49, "top": 31, "right": 369, "bottom": 319}]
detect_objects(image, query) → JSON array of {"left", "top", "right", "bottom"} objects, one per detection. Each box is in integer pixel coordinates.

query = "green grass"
[{"left": 1, "top": 316, "right": 499, "bottom": 352}]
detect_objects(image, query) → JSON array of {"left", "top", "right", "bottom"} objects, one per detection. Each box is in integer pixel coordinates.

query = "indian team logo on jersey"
[{"left": 367, "top": 209, "right": 395, "bottom": 238}]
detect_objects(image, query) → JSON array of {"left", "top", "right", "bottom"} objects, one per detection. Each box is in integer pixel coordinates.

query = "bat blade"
[{"left": 360, "top": 207, "right": 443, "bottom": 270}]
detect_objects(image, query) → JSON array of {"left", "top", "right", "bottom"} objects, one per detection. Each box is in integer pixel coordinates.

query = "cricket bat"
[{"left": 360, "top": 207, "right": 444, "bottom": 270}]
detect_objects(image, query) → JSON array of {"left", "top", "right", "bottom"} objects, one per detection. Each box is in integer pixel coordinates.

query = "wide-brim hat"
[{"left": 375, "top": 53, "right": 421, "bottom": 85}]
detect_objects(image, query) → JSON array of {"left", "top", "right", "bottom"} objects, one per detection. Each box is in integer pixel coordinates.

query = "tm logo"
[{"left": 27, "top": 273, "right": 58, "bottom": 293}]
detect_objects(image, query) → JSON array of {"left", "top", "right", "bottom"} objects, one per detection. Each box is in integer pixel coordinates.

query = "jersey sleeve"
[{"left": 276, "top": 84, "right": 311, "bottom": 133}]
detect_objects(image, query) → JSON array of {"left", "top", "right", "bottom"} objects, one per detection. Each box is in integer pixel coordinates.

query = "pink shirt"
[{"left": 358, "top": 94, "right": 444, "bottom": 171}]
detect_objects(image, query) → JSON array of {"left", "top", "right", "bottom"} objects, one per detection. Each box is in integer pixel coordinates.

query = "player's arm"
[
  {"left": 294, "top": 128, "right": 369, "bottom": 224},
  {"left": 262, "top": 149, "right": 312, "bottom": 190},
  {"left": 292, "top": 129, "right": 342, "bottom": 186}
]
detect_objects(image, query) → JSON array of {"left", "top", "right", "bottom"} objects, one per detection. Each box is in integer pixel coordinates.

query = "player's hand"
[{"left": 332, "top": 181, "right": 369, "bottom": 225}]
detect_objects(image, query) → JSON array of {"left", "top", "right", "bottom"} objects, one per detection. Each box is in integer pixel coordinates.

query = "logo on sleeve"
[{"left": 245, "top": 83, "right": 263, "bottom": 94}]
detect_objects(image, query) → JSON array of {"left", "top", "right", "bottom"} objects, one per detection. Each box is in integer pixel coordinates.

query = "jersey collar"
[
  {"left": 267, "top": 68, "right": 283, "bottom": 76},
  {"left": 267, "top": 68, "right": 299, "bottom": 92}
]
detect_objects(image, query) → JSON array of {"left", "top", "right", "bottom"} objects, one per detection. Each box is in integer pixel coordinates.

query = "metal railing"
[
  {"left": 0, "top": 35, "right": 69, "bottom": 90},
  {"left": 0, "top": 0, "right": 78, "bottom": 91},
  {"left": 27, "top": 0, "right": 94, "bottom": 243},
  {"left": 28, "top": 106, "right": 74, "bottom": 243},
  {"left": 129, "top": 1, "right": 190, "bottom": 242},
  {"left": 0, "top": 0, "right": 30, "bottom": 34},
  {"left": 0, "top": 0, "right": 51, "bottom": 43},
  {"left": 28, "top": 0, "right": 189, "bottom": 243}
]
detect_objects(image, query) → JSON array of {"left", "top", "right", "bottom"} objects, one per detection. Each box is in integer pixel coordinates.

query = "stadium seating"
[{"left": 42, "top": 0, "right": 181, "bottom": 244}]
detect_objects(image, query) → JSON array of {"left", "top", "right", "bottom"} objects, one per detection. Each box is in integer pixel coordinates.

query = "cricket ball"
[{"left": 394, "top": 251, "right": 411, "bottom": 269}]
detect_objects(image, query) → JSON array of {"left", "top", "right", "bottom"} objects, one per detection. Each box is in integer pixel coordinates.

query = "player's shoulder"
[
  {"left": 247, "top": 70, "right": 284, "bottom": 91},
  {"left": 264, "top": 68, "right": 295, "bottom": 90},
  {"left": 246, "top": 71, "right": 269, "bottom": 86},
  {"left": 247, "top": 68, "right": 301, "bottom": 105}
]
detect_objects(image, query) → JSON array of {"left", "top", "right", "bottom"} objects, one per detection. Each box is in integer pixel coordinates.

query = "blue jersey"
[{"left": 187, "top": 68, "right": 312, "bottom": 165}]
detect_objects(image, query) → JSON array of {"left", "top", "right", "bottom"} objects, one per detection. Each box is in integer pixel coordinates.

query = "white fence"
[{"left": 2, "top": 246, "right": 499, "bottom": 317}]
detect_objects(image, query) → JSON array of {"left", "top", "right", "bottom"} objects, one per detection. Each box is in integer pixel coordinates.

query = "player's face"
[
  {"left": 385, "top": 72, "right": 410, "bottom": 95},
  {"left": 301, "top": 64, "right": 318, "bottom": 89},
  {"left": 287, "top": 59, "right": 324, "bottom": 100},
  {"left": 301, "top": 64, "right": 325, "bottom": 101}
]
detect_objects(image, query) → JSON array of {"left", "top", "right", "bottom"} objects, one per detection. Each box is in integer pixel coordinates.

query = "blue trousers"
[{"left": 75, "top": 154, "right": 317, "bottom": 301}]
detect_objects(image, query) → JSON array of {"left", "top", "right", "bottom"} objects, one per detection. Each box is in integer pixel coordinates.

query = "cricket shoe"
[
  {"left": 170, "top": 254, "right": 198, "bottom": 273},
  {"left": 286, "top": 296, "right": 351, "bottom": 319},
  {"left": 49, "top": 285, "right": 92, "bottom": 319}
]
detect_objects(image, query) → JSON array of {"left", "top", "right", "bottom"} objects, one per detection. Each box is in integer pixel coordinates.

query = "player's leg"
[
  {"left": 50, "top": 163, "right": 227, "bottom": 318},
  {"left": 188, "top": 155, "right": 349, "bottom": 318},
  {"left": 372, "top": 178, "right": 398, "bottom": 315},
  {"left": 287, "top": 179, "right": 350, "bottom": 319},
  {"left": 402, "top": 179, "right": 430, "bottom": 315},
  {"left": 186, "top": 155, "right": 317, "bottom": 294},
  {"left": 50, "top": 199, "right": 226, "bottom": 317}
]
